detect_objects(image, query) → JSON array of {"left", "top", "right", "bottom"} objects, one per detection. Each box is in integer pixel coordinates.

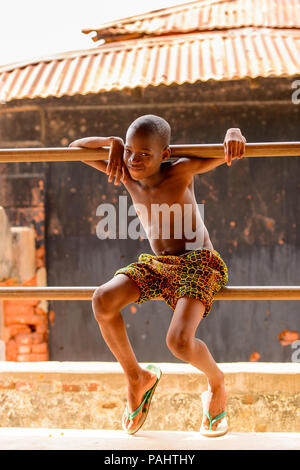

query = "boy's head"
[{"left": 124, "top": 115, "right": 171, "bottom": 180}]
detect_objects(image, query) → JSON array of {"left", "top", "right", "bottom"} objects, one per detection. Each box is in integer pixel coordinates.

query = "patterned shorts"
[{"left": 114, "top": 248, "right": 228, "bottom": 318}]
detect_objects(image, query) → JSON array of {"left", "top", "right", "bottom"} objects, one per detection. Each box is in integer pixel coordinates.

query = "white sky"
[{"left": 0, "top": 0, "right": 194, "bottom": 66}]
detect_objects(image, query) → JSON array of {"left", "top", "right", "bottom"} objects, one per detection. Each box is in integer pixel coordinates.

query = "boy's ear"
[{"left": 162, "top": 146, "right": 171, "bottom": 161}]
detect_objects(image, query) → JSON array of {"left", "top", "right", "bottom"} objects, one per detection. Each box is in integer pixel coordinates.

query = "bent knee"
[
  {"left": 92, "top": 285, "right": 121, "bottom": 321},
  {"left": 166, "top": 329, "right": 192, "bottom": 357}
]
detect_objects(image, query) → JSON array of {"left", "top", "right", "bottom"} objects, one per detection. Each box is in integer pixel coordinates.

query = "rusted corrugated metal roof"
[
  {"left": 0, "top": 0, "right": 300, "bottom": 102},
  {"left": 83, "top": 0, "right": 300, "bottom": 42},
  {"left": 0, "top": 28, "right": 299, "bottom": 103}
]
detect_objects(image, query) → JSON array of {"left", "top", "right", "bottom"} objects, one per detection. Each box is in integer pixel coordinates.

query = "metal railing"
[
  {"left": 0, "top": 142, "right": 300, "bottom": 162},
  {"left": 0, "top": 142, "right": 299, "bottom": 302},
  {"left": 0, "top": 286, "right": 300, "bottom": 300}
]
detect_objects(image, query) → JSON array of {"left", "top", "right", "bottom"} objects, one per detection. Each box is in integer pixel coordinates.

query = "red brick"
[
  {"left": 31, "top": 332, "right": 45, "bottom": 344},
  {"left": 2, "top": 325, "right": 31, "bottom": 340},
  {"left": 32, "top": 342, "right": 47, "bottom": 353},
  {"left": 15, "top": 333, "right": 33, "bottom": 345},
  {"left": 2, "top": 327, "right": 11, "bottom": 343},
  {"left": 35, "top": 324, "right": 48, "bottom": 334},
  {"left": 23, "top": 299, "right": 40, "bottom": 307},
  {"left": 16, "top": 353, "right": 31, "bottom": 362},
  {"left": 62, "top": 384, "right": 81, "bottom": 392},
  {"left": 4, "top": 304, "right": 35, "bottom": 317},
  {"left": 5, "top": 313, "right": 46, "bottom": 326},
  {"left": 17, "top": 352, "right": 48, "bottom": 362},
  {"left": 18, "top": 345, "right": 32, "bottom": 354},
  {"left": 6, "top": 339, "right": 17, "bottom": 351},
  {"left": 15, "top": 381, "right": 34, "bottom": 391},
  {"left": 4, "top": 299, "right": 39, "bottom": 308},
  {"left": 5, "top": 351, "right": 18, "bottom": 361},
  {"left": 29, "top": 352, "right": 48, "bottom": 361}
]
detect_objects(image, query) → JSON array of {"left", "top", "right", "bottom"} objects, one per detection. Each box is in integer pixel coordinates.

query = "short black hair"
[{"left": 127, "top": 114, "right": 171, "bottom": 149}]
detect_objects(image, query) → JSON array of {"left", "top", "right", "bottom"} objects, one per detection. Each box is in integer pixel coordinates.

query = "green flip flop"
[
  {"left": 200, "top": 390, "right": 228, "bottom": 437},
  {"left": 122, "top": 364, "right": 162, "bottom": 435}
]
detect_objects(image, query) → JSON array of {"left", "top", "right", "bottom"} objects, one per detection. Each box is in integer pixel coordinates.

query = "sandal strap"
[
  {"left": 205, "top": 410, "right": 227, "bottom": 431},
  {"left": 126, "top": 381, "right": 157, "bottom": 421}
]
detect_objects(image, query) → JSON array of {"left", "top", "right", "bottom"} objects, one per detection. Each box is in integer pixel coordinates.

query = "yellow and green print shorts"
[{"left": 114, "top": 248, "right": 228, "bottom": 318}]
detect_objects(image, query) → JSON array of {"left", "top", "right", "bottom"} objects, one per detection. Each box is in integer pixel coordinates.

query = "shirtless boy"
[{"left": 69, "top": 115, "right": 246, "bottom": 437}]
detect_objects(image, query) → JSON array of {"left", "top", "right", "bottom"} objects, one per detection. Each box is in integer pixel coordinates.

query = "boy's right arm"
[{"left": 69, "top": 136, "right": 127, "bottom": 186}]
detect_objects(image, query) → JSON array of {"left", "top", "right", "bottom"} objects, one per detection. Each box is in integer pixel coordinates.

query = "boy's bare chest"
[
  {"left": 127, "top": 178, "right": 194, "bottom": 208},
  {"left": 132, "top": 189, "right": 178, "bottom": 208},
  {"left": 126, "top": 181, "right": 197, "bottom": 231}
]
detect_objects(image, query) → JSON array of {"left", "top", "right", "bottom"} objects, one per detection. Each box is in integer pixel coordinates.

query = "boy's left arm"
[{"left": 172, "top": 128, "right": 246, "bottom": 175}]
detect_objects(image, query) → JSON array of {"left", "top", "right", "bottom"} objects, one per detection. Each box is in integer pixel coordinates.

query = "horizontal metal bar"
[
  {"left": 0, "top": 142, "right": 300, "bottom": 163},
  {"left": 0, "top": 286, "right": 299, "bottom": 300}
]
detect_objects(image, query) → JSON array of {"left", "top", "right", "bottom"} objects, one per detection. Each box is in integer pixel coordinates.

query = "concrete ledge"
[
  {"left": 0, "top": 362, "right": 299, "bottom": 432},
  {"left": 0, "top": 428, "right": 299, "bottom": 450}
]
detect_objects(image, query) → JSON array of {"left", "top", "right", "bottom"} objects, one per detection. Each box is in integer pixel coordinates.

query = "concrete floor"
[{"left": 0, "top": 428, "right": 299, "bottom": 450}]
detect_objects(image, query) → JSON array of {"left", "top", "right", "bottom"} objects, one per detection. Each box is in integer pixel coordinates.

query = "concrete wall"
[
  {"left": 0, "top": 76, "right": 299, "bottom": 362},
  {"left": 0, "top": 362, "right": 299, "bottom": 432}
]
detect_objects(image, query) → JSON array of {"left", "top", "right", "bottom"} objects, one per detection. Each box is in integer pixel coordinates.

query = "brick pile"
[{"left": 1, "top": 274, "right": 49, "bottom": 361}]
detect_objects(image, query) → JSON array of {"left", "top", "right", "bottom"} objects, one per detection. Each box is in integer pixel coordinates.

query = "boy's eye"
[{"left": 125, "top": 149, "right": 149, "bottom": 157}]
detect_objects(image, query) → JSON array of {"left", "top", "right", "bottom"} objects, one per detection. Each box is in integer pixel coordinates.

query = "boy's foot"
[
  {"left": 122, "top": 365, "right": 160, "bottom": 433},
  {"left": 202, "top": 381, "right": 227, "bottom": 431}
]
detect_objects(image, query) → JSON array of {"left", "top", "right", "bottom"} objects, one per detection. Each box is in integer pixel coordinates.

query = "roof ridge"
[
  {"left": 82, "top": 0, "right": 225, "bottom": 33},
  {"left": 82, "top": 0, "right": 300, "bottom": 44}
]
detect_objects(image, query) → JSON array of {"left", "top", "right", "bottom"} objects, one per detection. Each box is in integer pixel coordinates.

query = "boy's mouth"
[{"left": 128, "top": 165, "right": 145, "bottom": 171}]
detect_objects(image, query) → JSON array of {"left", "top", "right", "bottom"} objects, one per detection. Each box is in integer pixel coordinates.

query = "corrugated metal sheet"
[
  {"left": 83, "top": 0, "right": 300, "bottom": 41},
  {"left": 0, "top": 28, "right": 299, "bottom": 102}
]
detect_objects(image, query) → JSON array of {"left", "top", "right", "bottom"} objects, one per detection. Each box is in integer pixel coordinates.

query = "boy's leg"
[
  {"left": 92, "top": 273, "right": 157, "bottom": 431},
  {"left": 166, "top": 297, "right": 226, "bottom": 431}
]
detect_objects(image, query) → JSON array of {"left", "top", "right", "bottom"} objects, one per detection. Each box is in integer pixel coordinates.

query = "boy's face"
[{"left": 124, "top": 128, "right": 170, "bottom": 180}]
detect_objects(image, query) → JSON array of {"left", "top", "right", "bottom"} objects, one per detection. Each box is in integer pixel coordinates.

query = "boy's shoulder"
[
  {"left": 156, "top": 158, "right": 197, "bottom": 188},
  {"left": 162, "top": 157, "right": 195, "bottom": 177},
  {"left": 160, "top": 159, "right": 182, "bottom": 178}
]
